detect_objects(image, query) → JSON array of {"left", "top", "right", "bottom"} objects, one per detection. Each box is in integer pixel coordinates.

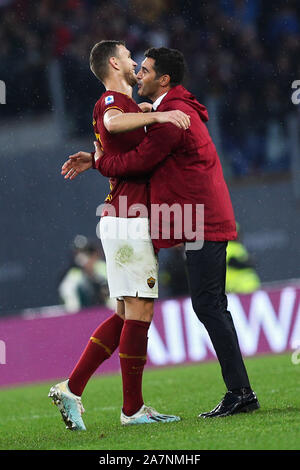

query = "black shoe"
[{"left": 199, "top": 389, "right": 260, "bottom": 418}]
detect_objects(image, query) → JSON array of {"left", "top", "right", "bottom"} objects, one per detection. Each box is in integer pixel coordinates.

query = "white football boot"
[
  {"left": 48, "top": 380, "right": 86, "bottom": 431},
  {"left": 121, "top": 404, "right": 180, "bottom": 425}
]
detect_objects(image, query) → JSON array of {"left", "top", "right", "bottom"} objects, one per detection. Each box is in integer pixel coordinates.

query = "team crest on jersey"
[
  {"left": 105, "top": 95, "right": 114, "bottom": 105},
  {"left": 147, "top": 277, "right": 156, "bottom": 288}
]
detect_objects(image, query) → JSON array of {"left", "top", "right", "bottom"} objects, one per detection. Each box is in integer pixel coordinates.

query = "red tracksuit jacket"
[{"left": 97, "top": 85, "right": 237, "bottom": 252}]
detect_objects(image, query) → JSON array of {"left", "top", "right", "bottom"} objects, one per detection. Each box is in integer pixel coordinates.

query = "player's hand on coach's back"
[
  {"left": 61, "top": 151, "right": 93, "bottom": 180},
  {"left": 94, "top": 141, "right": 104, "bottom": 163},
  {"left": 155, "top": 110, "right": 190, "bottom": 130}
]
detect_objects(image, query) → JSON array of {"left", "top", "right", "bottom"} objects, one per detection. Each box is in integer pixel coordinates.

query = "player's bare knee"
[
  {"left": 124, "top": 296, "right": 154, "bottom": 322},
  {"left": 116, "top": 299, "right": 125, "bottom": 320}
]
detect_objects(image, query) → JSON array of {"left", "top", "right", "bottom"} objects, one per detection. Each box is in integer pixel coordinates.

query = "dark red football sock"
[
  {"left": 68, "top": 313, "right": 124, "bottom": 396},
  {"left": 119, "top": 319, "right": 150, "bottom": 417}
]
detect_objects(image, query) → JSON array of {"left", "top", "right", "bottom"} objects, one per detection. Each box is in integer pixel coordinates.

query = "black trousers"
[{"left": 185, "top": 240, "right": 251, "bottom": 391}]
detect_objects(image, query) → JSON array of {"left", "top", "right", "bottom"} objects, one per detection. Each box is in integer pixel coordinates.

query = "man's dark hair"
[
  {"left": 144, "top": 47, "right": 186, "bottom": 87},
  {"left": 90, "top": 40, "right": 125, "bottom": 82}
]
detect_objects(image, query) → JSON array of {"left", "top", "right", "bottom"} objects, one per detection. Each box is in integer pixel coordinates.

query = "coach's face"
[{"left": 137, "top": 58, "right": 162, "bottom": 101}]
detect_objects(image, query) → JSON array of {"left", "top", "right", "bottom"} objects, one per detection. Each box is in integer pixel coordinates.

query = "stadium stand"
[
  {"left": 0, "top": 0, "right": 299, "bottom": 313},
  {"left": 1, "top": 0, "right": 299, "bottom": 174}
]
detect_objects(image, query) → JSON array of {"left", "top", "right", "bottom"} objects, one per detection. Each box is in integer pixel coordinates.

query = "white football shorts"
[{"left": 99, "top": 216, "right": 158, "bottom": 299}]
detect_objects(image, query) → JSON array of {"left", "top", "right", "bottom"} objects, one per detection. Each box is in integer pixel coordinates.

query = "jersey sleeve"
[
  {"left": 93, "top": 92, "right": 130, "bottom": 155},
  {"left": 100, "top": 92, "right": 127, "bottom": 116}
]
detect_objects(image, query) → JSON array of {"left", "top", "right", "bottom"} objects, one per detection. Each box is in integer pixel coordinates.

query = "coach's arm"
[{"left": 96, "top": 123, "right": 183, "bottom": 177}]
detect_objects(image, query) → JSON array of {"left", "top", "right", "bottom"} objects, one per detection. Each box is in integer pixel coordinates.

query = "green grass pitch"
[{"left": 0, "top": 352, "right": 299, "bottom": 450}]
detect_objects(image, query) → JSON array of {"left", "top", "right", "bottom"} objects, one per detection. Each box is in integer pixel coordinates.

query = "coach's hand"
[
  {"left": 155, "top": 110, "right": 190, "bottom": 130},
  {"left": 61, "top": 151, "right": 93, "bottom": 180}
]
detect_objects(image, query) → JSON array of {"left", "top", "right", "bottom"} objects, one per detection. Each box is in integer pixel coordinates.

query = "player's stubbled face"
[
  {"left": 117, "top": 45, "right": 138, "bottom": 87},
  {"left": 137, "top": 58, "right": 160, "bottom": 100}
]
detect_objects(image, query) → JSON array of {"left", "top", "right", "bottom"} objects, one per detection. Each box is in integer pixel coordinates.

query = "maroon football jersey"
[{"left": 93, "top": 90, "right": 148, "bottom": 217}]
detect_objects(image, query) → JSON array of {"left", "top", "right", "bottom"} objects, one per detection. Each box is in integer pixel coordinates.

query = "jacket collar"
[{"left": 152, "top": 92, "right": 168, "bottom": 110}]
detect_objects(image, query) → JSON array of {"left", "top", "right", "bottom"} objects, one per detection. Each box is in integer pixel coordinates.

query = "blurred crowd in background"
[
  {"left": 1, "top": 0, "right": 299, "bottom": 176},
  {"left": 58, "top": 234, "right": 110, "bottom": 312},
  {"left": 0, "top": 0, "right": 297, "bottom": 312}
]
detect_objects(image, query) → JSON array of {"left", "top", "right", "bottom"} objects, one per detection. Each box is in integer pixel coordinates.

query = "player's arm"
[
  {"left": 96, "top": 122, "right": 183, "bottom": 177},
  {"left": 103, "top": 108, "right": 190, "bottom": 134}
]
